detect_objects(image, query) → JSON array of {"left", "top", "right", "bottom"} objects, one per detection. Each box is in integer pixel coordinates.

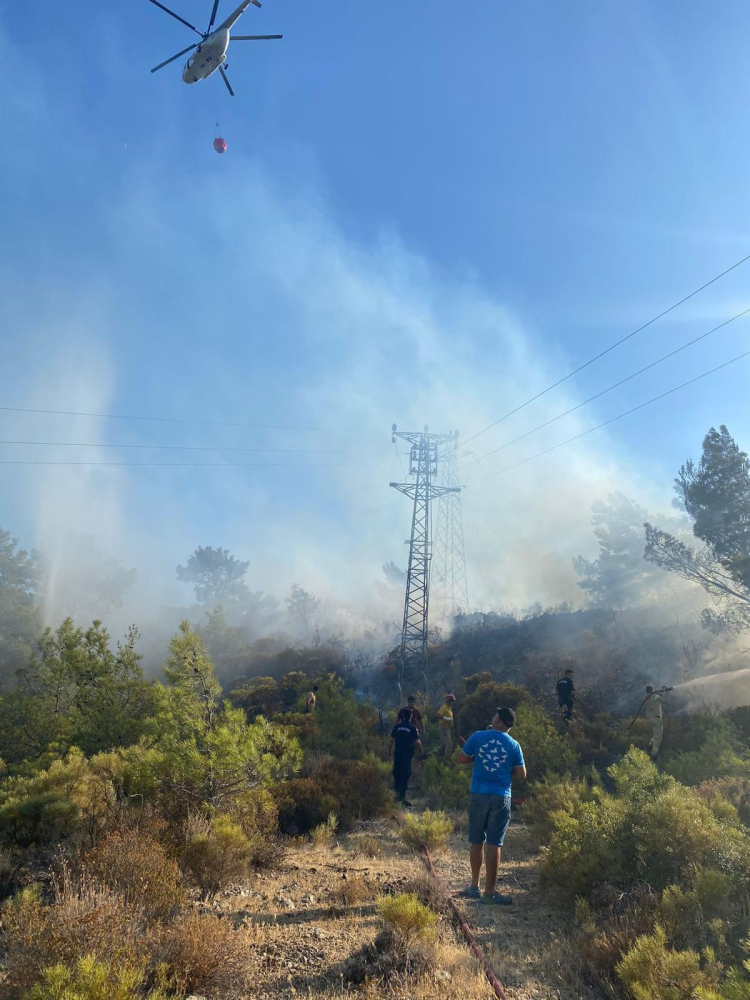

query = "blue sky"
[{"left": 1, "top": 0, "right": 749, "bottom": 631}]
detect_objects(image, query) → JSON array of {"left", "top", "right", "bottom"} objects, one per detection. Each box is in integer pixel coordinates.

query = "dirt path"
[
  {"left": 205, "top": 806, "right": 605, "bottom": 999},
  {"left": 434, "top": 820, "right": 606, "bottom": 1000}
]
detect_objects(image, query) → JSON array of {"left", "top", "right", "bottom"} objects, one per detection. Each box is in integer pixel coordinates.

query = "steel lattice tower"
[
  {"left": 432, "top": 434, "right": 470, "bottom": 619},
  {"left": 390, "top": 424, "right": 460, "bottom": 699}
]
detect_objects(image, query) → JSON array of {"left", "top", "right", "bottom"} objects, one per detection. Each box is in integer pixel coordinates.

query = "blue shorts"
[{"left": 468, "top": 793, "right": 511, "bottom": 847}]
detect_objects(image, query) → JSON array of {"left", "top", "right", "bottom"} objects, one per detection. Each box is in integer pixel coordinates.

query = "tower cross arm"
[{"left": 389, "top": 483, "right": 461, "bottom": 498}]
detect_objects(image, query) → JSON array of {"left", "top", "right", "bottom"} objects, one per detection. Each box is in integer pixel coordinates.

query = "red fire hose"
[{"left": 424, "top": 846, "right": 509, "bottom": 1000}]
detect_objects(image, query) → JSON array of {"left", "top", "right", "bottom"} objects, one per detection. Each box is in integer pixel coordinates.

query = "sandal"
[{"left": 480, "top": 892, "right": 513, "bottom": 906}]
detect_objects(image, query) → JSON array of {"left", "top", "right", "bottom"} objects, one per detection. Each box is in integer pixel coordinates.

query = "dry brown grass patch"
[
  {"left": 82, "top": 829, "right": 186, "bottom": 920},
  {"left": 0, "top": 876, "right": 148, "bottom": 998},
  {"left": 156, "top": 911, "right": 250, "bottom": 997},
  {"left": 333, "top": 872, "right": 374, "bottom": 906}
]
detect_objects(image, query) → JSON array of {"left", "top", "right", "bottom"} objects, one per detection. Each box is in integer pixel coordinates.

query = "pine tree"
[{"left": 646, "top": 426, "right": 750, "bottom": 634}]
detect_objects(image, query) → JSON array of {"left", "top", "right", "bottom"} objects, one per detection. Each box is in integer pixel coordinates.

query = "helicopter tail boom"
[{"left": 218, "top": 0, "right": 261, "bottom": 32}]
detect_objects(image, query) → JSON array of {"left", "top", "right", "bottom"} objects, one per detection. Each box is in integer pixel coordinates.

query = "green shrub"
[
  {"left": 616, "top": 925, "right": 721, "bottom": 1000},
  {"left": 229, "top": 787, "right": 283, "bottom": 868},
  {"left": 82, "top": 829, "right": 186, "bottom": 921},
  {"left": 664, "top": 722, "right": 750, "bottom": 787},
  {"left": 513, "top": 702, "right": 577, "bottom": 778},
  {"left": 632, "top": 786, "right": 749, "bottom": 891},
  {"left": 25, "top": 956, "right": 171, "bottom": 1000},
  {"left": 657, "top": 870, "right": 736, "bottom": 950},
  {"left": 543, "top": 794, "right": 631, "bottom": 898},
  {"left": 0, "top": 749, "right": 123, "bottom": 849},
  {"left": 696, "top": 778, "right": 750, "bottom": 827},
  {"left": 421, "top": 756, "right": 470, "bottom": 810},
  {"left": 523, "top": 772, "right": 598, "bottom": 839},
  {"left": 180, "top": 814, "right": 254, "bottom": 899},
  {"left": 273, "top": 777, "right": 338, "bottom": 836},
  {"left": 400, "top": 810, "right": 453, "bottom": 853},
  {"left": 275, "top": 758, "right": 391, "bottom": 835},
  {"left": 311, "top": 812, "right": 338, "bottom": 846},
  {"left": 457, "top": 681, "right": 532, "bottom": 737},
  {"left": 609, "top": 748, "right": 675, "bottom": 803},
  {"left": 376, "top": 893, "right": 436, "bottom": 941}
]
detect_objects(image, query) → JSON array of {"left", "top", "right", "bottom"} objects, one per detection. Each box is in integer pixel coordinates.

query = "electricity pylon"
[
  {"left": 390, "top": 424, "right": 460, "bottom": 699},
  {"left": 432, "top": 433, "right": 470, "bottom": 619}
]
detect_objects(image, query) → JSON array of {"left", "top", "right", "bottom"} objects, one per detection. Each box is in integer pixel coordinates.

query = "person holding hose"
[
  {"left": 644, "top": 685, "right": 665, "bottom": 758},
  {"left": 457, "top": 706, "right": 526, "bottom": 905}
]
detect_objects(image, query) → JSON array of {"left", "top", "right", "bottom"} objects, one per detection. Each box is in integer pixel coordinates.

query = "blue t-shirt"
[{"left": 462, "top": 729, "right": 524, "bottom": 796}]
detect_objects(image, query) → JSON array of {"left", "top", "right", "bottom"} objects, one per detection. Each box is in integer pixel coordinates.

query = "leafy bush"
[
  {"left": 376, "top": 893, "right": 436, "bottom": 941},
  {"left": 274, "top": 777, "right": 338, "bottom": 836},
  {"left": 657, "top": 871, "right": 736, "bottom": 954},
  {"left": 457, "top": 681, "right": 532, "bottom": 737},
  {"left": 616, "top": 925, "right": 721, "bottom": 1000},
  {"left": 632, "top": 786, "right": 750, "bottom": 891},
  {"left": 0, "top": 749, "right": 123, "bottom": 849},
  {"left": 421, "top": 755, "right": 470, "bottom": 810},
  {"left": 663, "top": 722, "right": 750, "bottom": 787},
  {"left": 311, "top": 812, "right": 339, "bottom": 846},
  {"left": 0, "top": 879, "right": 147, "bottom": 998},
  {"left": 82, "top": 829, "right": 186, "bottom": 920},
  {"left": 275, "top": 758, "right": 391, "bottom": 835},
  {"left": 576, "top": 894, "right": 656, "bottom": 977},
  {"left": 609, "top": 748, "right": 675, "bottom": 803},
  {"left": 400, "top": 810, "right": 453, "bottom": 853},
  {"left": 523, "top": 772, "right": 598, "bottom": 839},
  {"left": 25, "top": 956, "right": 171, "bottom": 1000},
  {"left": 155, "top": 911, "right": 249, "bottom": 997},
  {"left": 229, "top": 787, "right": 283, "bottom": 868},
  {"left": 513, "top": 702, "right": 577, "bottom": 778},
  {"left": 180, "top": 814, "right": 254, "bottom": 898},
  {"left": 696, "top": 777, "right": 750, "bottom": 827},
  {"left": 543, "top": 794, "right": 631, "bottom": 898}
]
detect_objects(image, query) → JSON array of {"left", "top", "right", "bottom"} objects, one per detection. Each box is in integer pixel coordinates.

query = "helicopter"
[{"left": 148, "top": 0, "right": 282, "bottom": 96}]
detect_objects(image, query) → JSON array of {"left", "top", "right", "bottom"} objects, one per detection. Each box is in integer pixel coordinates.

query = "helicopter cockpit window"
[{"left": 187, "top": 56, "right": 195, "bottom": 68}]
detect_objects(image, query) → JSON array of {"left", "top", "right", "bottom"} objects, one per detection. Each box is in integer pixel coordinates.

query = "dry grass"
[
  {"left": 0, "top": 876, "right": 148, "bottom": 998},
  {"left": 352, "top": 833, "right": 382, "bottom": 858},
  {"left": 333, "top": 872, "right": 374, "bottom": 906},
  {"left": 82, "top": 829, "right": 186, "bottom": 920},
  {"left": 155, "top": 911, "right": 250, "bottom": 997}
]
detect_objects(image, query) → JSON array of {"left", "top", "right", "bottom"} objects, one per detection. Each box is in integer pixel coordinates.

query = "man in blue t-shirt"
[{"left": 457, "top": 706, "right": 526, "bottom": 905}]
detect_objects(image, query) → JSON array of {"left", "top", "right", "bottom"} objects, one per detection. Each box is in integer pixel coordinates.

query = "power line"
[
  {"left": 460, "top": 306, "right": 750, "bottom": 472},
  {"left": 0, "top": 439, "right": 370, "bottom": 454},
  {"left": 461, "top": 250, "right": 750, "bottom": 448},
  {"left": 0, "top": 459, "right": 384, "bottom": 468},
  {"left": 0, "top": 404, "right": 350, "bottom": 434},
  {"left": 463, "top": 350, "right": 750, "bottom": 488}
]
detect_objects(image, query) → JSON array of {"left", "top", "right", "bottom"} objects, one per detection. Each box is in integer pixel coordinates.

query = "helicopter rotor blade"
[
  {"left": 206, "top": 0, "right": 221, "bottom": 34},
  {"left": 147, "top": 0, "right": 203, "bottom": 35},
  {"left": 219, "top": 65, "right": 235, "bottom": 96},
  {"left": 231, "top": 34, "right": 283, "bottom": 39},
  {"left": 150, "top": 42, "right": 199, "bottom": 73}
]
